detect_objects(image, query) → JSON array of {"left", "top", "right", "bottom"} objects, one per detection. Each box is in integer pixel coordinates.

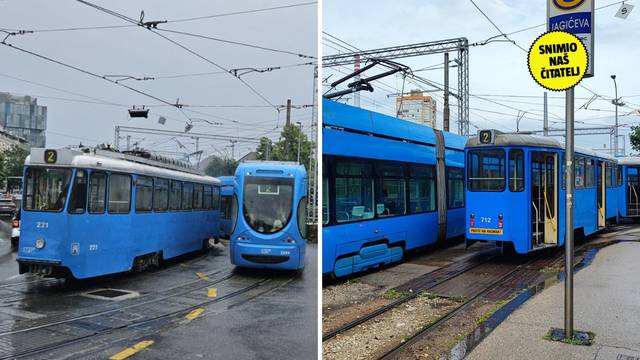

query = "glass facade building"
[{"left": 0, "top": 93, "right": 47, "bottom": 147}]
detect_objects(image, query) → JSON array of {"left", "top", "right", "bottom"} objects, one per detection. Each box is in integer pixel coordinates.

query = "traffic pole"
[{"left": 564, "top": 87, "right": 575, "bottom": 339}]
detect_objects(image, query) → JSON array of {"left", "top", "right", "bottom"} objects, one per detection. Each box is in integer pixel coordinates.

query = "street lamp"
[
  {"left": 610, "top": 75, "right": 624, "bottom": 156},
  {"left": 296, "top": 121, "right": 303, "bottom": 164}
]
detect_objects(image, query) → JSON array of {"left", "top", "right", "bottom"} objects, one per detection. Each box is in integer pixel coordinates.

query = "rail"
[
  {"left": 543, "top": 190, "right": 556, "bottom": 232},
  {"left": 631, "top": 185, "right": 639, "bottom": 215}
]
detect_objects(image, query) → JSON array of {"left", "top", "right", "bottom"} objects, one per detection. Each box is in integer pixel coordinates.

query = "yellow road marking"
[
  {"left": 185, "top": 308, "right": 204, "bottom": 321},
  {"left": 195, "top": 272, "right": 209, "bottom": 280},
  {"left": 207, "top": 288, "right": 217, "bottom": 298},
  {"left": 109, "top": 340, "right": 154, "bottom": 360}
]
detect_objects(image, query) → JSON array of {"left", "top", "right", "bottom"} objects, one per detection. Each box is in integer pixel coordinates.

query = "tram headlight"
[
  {"left": 35, "top": 238, "right": 45, "bottom": 249},
  {"left": 284, "top": 237, "right": 296, "bottom": 244},
  {"left": 237, "top": 235, "right": 250, "bottom": 242},
  {"left": 498, "top": 214, "right": 504, "bottom": 229}
]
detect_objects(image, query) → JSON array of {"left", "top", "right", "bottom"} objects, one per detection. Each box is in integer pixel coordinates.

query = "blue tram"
[
  {"left": 322, "top": 99, "right": 467, "bottom": 278},
  {"left": 618, "top": 157, "right": 640, "bottom": 218},
  {"left": 465, "top": 131, "right": 623, "bottom": 254},
  {"left": 219, "top": 175, "right": 235, "bottom": 238},
  {"left": 229, "top": 161, "right": 307, "bottom": 270},
  {"left": 18, "top": 147, "right": 221, "bottom": 279}
]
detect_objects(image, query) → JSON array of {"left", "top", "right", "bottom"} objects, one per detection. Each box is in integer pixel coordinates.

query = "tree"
[
  {"left": 630, "top": 125, "right": 640, "bottom": 153},
  {"left": 203, "top": 155, "right": 238, "bottom": 177},
  {"left": 2, "top": 145, "right": 28, "bottom": 177},
  {"left": 256, "top": 123, "right": 314, "bottom": 171}
]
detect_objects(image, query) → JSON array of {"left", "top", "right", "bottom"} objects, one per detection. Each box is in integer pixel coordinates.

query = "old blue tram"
[
  {"left": 465, "top": 131, "right": 623, "bottom": 254},
  {"left": 18, "top": 147, "right": 221, "bottom": 279},
  {"left": 230, "top": 161, "right": 308, "bottom": 270},
  {"left": 219, "top": 175, "right": 235, "bottom": 238},
  {"left": 617, "top": 157, "right": 640, "bottom": 218},
  {"left": 322, "top": 99, "right": 467, "bottom": 277}
]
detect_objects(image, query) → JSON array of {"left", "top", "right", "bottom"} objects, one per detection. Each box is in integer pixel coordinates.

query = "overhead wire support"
[
  {"left": 75, "top": 0, "right": 279, "bottom": 110},
  {"left": 323, "top": 37, "right": 470, "bottom": 135}
]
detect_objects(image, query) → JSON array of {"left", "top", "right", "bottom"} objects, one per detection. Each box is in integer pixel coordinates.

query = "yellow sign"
[
  {"left": 469, "top": 228, "right": 504, "bottom": 235},
  {"left": 527, "top": 31, "right": 588, "bottom": 91}
]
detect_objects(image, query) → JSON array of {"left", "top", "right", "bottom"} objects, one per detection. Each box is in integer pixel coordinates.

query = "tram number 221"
[{"left": 480, "top": 217, "right": 492, "bottom": 224}]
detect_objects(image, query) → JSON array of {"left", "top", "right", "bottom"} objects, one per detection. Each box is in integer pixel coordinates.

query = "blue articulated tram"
[
  {"left": 230, "top": 161, "right": 308, "bottom": 270},
  {"left": 18, "top": 147, "right": 221, "bottom": 279},
  {"left": 465, "top": 130, "right": 623, "bottom": 254},
  {"left": 219, "top": 175, "right": 235, "bottom": 238},
  {"left": 323, "top": 99, "right": 467, "bottom": 278}
]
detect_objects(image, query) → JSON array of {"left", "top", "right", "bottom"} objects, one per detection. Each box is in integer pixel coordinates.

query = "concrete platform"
[{"left": 466, "top": 241, "right": 640, "bottom": 360}]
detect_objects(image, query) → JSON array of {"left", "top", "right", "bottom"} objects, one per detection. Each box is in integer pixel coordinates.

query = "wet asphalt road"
[
  {"left": 0, "top": 218, "right": 18, "bottom": 281},
  {"left": 0, "top": 235, "right": 317, "bottom": 360}
]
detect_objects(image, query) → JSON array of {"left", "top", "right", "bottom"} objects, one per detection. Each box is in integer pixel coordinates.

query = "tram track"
[
  {"left": 322, "top": 249, "right": 500, "bottom": 341},
  {"left": 0, "top": 276, "right": 274, "bottom": 360}
]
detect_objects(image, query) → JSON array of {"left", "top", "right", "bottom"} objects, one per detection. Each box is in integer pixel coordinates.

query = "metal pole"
[
  {"left": 612, "top": 75, "right": 619, "bottom": 157},
  {"left": 443, "top": 52, "right": 450, "bottom": 132},
  {"left": 354, "top": 54, "right": 361, "bottom": 107},
  {"left": 564, "top": 87, "right": 575, "bottom": 339},
  {"left": 296, "top": 122, "right": 302, "bottom": 164},
  {"left": 286, "top": 99, "right": 292, "bottom": 127},
  {"left": 544, "top": 92, "right": 549, "bottom": 136},
  {"left": 114, "top": 126, "right": 119, "bottom": 149}
]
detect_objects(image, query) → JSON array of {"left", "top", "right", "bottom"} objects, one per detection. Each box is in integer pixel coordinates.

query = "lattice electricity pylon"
[{"left": 322, "top": 38, "right": 470, "bottom": 136}]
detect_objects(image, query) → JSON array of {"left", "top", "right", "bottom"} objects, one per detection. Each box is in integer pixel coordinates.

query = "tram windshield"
[
  {"left": 243, "top": 176, "right": 294, "bottom": 234},
  {"left": 468, "top": 149, "right": 506, "bottom": 191},
  {"left": 24, "top": 167, "right": 72, "bottom": 211}
]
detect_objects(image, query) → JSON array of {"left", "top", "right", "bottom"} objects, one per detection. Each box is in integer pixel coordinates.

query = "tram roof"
[
  {"left": 25, "top": 147, "right": 220, "bottom": 184},
  {"left": 323, "top": 99, "right": 465, "bottom": 150},
  {"left": 466, "top": 131, "right": 617, "bottom": 161},
  {"left": 219, "top": 176, "right": 235, "bottom": 186},
  {"left": 236, "top": 161, "right": 306, "bottom": 177}
]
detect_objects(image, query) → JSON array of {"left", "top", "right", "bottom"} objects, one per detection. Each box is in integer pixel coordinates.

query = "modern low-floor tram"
[
  {"left": 230, "top": 161, "right": 308, "bottom": 270},
  {"left": 323, "top": 99, "right": 467, "bottom": 278},
  {"left": 465, "top": 131, "right": 623, "bottom": 254},
  {"left": 17, "top": 147, "right": 221, "bottom": 279}
]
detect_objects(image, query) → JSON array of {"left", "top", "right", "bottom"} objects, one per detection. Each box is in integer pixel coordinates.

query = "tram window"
[
  {"left": 193, "top": 184, "right": 203, "bottom": 210},
  {"left": 467, "top": 150, "right": 505, "bottom": 191},
  {"left": 182, "top": 183, "right": 194, "bottom": 210},
  {"left": 135, "top": 176, "right": 153, "bottom": 212},
  {"left": 89, "top": 172, "right": 107, "bottom": 214},
  {"left": 508, "top": 149, "right": 524, "bottom": 192},
  {"left": 561, "top": 153, "right": 566, "bottom": 189},
  {"left": 575, "top": 157, "right": 585, "bottom": 189},
  {"left": 298, "top": 197, "right": 308, "bottom": 239},
  {"left": 203, "top": 186, "right": 212, "bottom": 209},
  {"left": 606, "top": 162, "right": 613, "bottom": 188},
  {"left": 335, "top": 161, "right": 374, "bottom": 223},
  {"left": 169, "top": 181, "right": 182, "bottom": 210},
  {"left": 68, "top": 170, "right": 87, "bottom": 214},
  {"left": 154, "top": 178, "right": 169, "bottom": 211},
  {"left": 447, "top": 167, "right": 465, "bottom": 209},
  {"left": 376, "top": 163, "right": 407, "bottom": 217},
  {"left": 108, "top": 174, "right": 131, "bottom": 214},
  {"left": 24, "top": 167, "right": 72, "bottom": 212},
  {"left": 322, "top": 170, "right": 329, "bottom": 225},
  {"left": 617, "top": 165, "right": 623, "bottom": 186},
  {"left": 212, "top": 186, "right": 220, "bottom": 210},
  {"left": 408, "top": 165, "right": 435, "bottom": 213},
  {"left": 221, "top": 196, "right": 231, "bottom": 219},
  {"left": 585, "top": 158, "right": 595, "bottom": 188}
]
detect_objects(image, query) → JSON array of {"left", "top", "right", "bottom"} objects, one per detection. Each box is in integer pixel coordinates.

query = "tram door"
[
  {"left": 596, "top": 161, "right": 606, "bottom": 228},
  {"left": 628, "top": 167, "right": 640, "bottom": 216},
  {"left": 531, "top": 152, "right": 558, "bottom": 248}
]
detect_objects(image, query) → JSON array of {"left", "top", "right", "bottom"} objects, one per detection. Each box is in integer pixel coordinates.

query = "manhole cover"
[{"left": 82, "top": 288, "right": 139, "bottom": 301}]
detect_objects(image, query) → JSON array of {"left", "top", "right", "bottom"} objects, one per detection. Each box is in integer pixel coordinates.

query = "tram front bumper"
[{"left": 232, "top": 242, "right": 301, "bottom": 270}]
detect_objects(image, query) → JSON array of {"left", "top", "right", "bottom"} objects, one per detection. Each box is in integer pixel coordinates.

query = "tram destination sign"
[{"left": 547, "top": 0, "right": 594, "bottom": 77}]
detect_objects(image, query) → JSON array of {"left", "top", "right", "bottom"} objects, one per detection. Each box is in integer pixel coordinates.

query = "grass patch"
[
  {"left": 382, "top": 289, "right": 410, "bottom": 299},
  {"left": 540, "top": 263, "right": 564, "bottom": 273},
  {"left": 475, "top": 297, "right": 513, "bottom": 326},
  {"left": 543, "top": 329, "right": 596, "bottom": 346}
]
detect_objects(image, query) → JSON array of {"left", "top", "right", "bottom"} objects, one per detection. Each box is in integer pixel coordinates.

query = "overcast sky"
[
  {"left": 0, "top": 0, "right": 317, "bottom": 160},
  {"left": 323, "top": 0, "right": 640, "bottom": 154}
]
